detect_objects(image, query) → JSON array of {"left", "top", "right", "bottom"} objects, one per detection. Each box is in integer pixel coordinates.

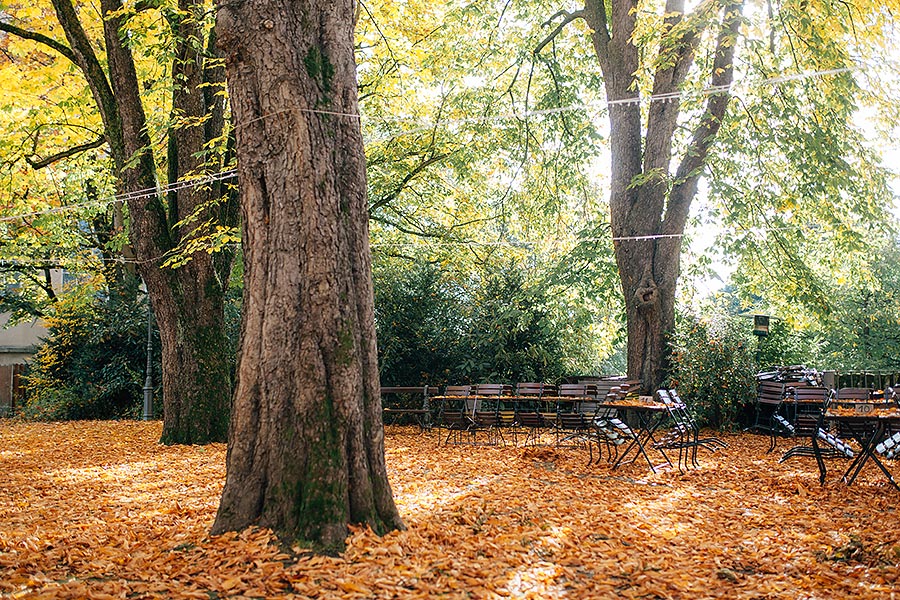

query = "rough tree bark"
[
  {"left": 212, "top": 0, "right": 404, "bottom": 549},
  {"left": 540, "top": 0, "right": 744, "bottom": 391},
  {"left": 19, "top": 0, "right": 239, "bottom": 444},
  {"left": 152, "top": 0, "right": 237, "bottom": 444}
]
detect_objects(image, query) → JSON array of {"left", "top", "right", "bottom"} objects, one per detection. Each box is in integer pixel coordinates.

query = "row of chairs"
[
  {"left": 435, "top": 383, "right": 728, "bottom": 473},
  {"left": 756, "top": 382, "right": 896, "bottom": 436},
  {"left": 435, "top": 381, "right": 637, "bottom": 452}
]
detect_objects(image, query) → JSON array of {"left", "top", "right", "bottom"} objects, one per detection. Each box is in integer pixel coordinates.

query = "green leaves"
[
  {"left": 708, "top": 0, "right": 899, "bottom": 326},
  {"left": 21, "top": 276, "right": 160, "bottom": 421},
  {"left": 668, "top": 308, "right": 757, "bottom": 429}
]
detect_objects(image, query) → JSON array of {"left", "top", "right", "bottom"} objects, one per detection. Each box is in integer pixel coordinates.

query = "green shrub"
[
  {"left": 374, "top": 262, "right": 468, "bottom": 386},
  {"left": 755, "top": 318, "right": 821, "bottom": 371},
  {"left": 373, "top": 261, "right": 597, "bottom": 386},
  {"left": 462, "top": 266, "right": 574, "bottom": 382},
  {"left": 21, "top": 277, "right": 161, "bottom": 421},
  {"left": 668, "top": 312, "right": 757, "bottom": 429}
]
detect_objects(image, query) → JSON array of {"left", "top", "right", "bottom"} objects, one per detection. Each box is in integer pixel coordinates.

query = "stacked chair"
[
  {"left": 655, "top": 389, "right": 728, "bottom": 472},
  {"left": 877, "top": 387, "right": 900, "bottom": 460},
  {"left": 752, "top": 366, "right": 823, "bottom": 434}
]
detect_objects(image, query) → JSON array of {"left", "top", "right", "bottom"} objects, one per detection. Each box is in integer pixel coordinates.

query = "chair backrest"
[
  {"left": 836, "top": 387, "right": 871, "bottom": 401},
  {"left": 436, "top": 386, "right": 475, "bottom": 424},
  {"left": 757, "top": 380, "right": 786, "bottom": 406},
  {"left": 786, "top": 386, "right": 828, "bottom": 435},
  {"left": 515, "top": 382, "right": 551, "bottom": 397},
  {"left": 657, "top": 389, "right": 696, "bottom": 433},
  {"left": 666, "top": 388, "right": 691, "bottom": 410},
  {"left": 474, "top": 383, "right": 511, "bottom": 397},
  {"left": 791, "top": 386, "right": 829, "bottom": 403},
  {"left": 657, "top": 389, "right": 675, "bottom": 406},
  {"left": 444, "top": 385, "right": 471, "bottom": 397},
  {"left": 558, "top": 383, "right": 597, "bottom": 397},
  {"left": 442, "top": 385, "right": 475, "bottom": 412}
]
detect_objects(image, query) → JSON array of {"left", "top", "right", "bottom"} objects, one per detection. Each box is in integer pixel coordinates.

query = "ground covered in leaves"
[{"left": 1, "top": 421, "right": 899, "bottom": 599}]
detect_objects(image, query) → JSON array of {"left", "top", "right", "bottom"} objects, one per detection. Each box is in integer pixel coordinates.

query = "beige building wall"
[
  {"left": 0, "top": 269, "right": 61, "bottom": 414},
  {"left": 0, "top": 268, "right": 61, "bottom": 366},
  {"left": 0, "top": 313, "right": 45, "bottom": 366}
]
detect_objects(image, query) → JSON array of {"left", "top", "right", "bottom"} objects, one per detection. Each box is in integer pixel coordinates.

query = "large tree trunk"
[
  {"left": 212, "top": 0, "right": 404, "bottom": 548},
  {"left": 616, "top": 240, "right": 680, "bottom": 389}
]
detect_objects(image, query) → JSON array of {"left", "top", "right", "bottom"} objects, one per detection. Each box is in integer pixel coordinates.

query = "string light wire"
[
  {"left": 0, "top": 224, "right": 852, "bottom": 270},
  {"left": 0, "top": 64, "right": 878, "bottom": 236}
]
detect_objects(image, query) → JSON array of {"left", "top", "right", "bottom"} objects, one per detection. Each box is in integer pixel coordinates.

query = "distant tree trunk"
[
  {"left": 212, "top": 0, "right": 404, "bottom": 548},
  {"left": 561, "top": 0, "right": 744, "bottom": 390}
]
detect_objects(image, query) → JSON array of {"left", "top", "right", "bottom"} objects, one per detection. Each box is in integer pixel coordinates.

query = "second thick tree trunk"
[{"left": 212, "top": 0, "right": 404, "bottom": 548}]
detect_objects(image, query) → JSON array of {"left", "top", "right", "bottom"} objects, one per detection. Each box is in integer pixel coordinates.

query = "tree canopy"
[{"left": 1, "top": 0, "right": 899, "bottom": 409}]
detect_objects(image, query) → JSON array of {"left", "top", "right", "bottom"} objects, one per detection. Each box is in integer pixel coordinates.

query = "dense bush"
[
  {"left": 374, "top": 261, "right": 598, "bottom": 386},
  {"left": 754, "top": 318, "right": 821, "bottom": 371},
  {"left": 21, "top": 278, "right": 161, "bottom": 421},
  {"left": 462, "top": 267, "right": 575, "bottom": 382},
  {"left": 668, "top": 311, "right": 757, "bottom": 429},
  {"left": 374, "top": 263, "right": 468, "bottom": 386}
]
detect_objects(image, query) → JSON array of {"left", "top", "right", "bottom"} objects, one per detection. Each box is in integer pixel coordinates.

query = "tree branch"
[
  {"left": 0, "top": 22, "right": 76, "bottom": 62},
  {"left": 25, "top": 136, "right": 107, "bottom": 169},
  {"left": 582, "top": 0, "right": 612, "bottom": 73},
  {"left": 369, "top": 152, "right": 453, "bottom": 214},
  {"left": 642, "top": 0, "right": 705, "bottom": 184},
  {"left": 664, "top": 0, "right": 744, "bottom": 236},
  {"left": 534, "top": 9, "right": 585, "bottom": 56}
]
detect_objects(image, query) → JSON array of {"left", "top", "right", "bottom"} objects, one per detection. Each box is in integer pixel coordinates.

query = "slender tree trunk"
[
  {"left": 153, "top": 264, "right": 231, "bottom": 444},
  {"left": 212, "top": 0, "right": 403, "bottom": 548},
  {"left": 154, "top": 0, "right": 236, "bottom": 443}
]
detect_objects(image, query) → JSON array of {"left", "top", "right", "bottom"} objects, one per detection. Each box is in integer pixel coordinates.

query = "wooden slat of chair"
[
  {"left": 836, "top": 387, "right": 871, "bottom": 401},
  {"left": 515, "top": 382, "right": 546, "bottom": 397},
  {"left": 474, "top": 383, "right": 512, "bottom": 396},
  {"left": 558, "top": 383, "right": 596, "bottom": 398}
]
